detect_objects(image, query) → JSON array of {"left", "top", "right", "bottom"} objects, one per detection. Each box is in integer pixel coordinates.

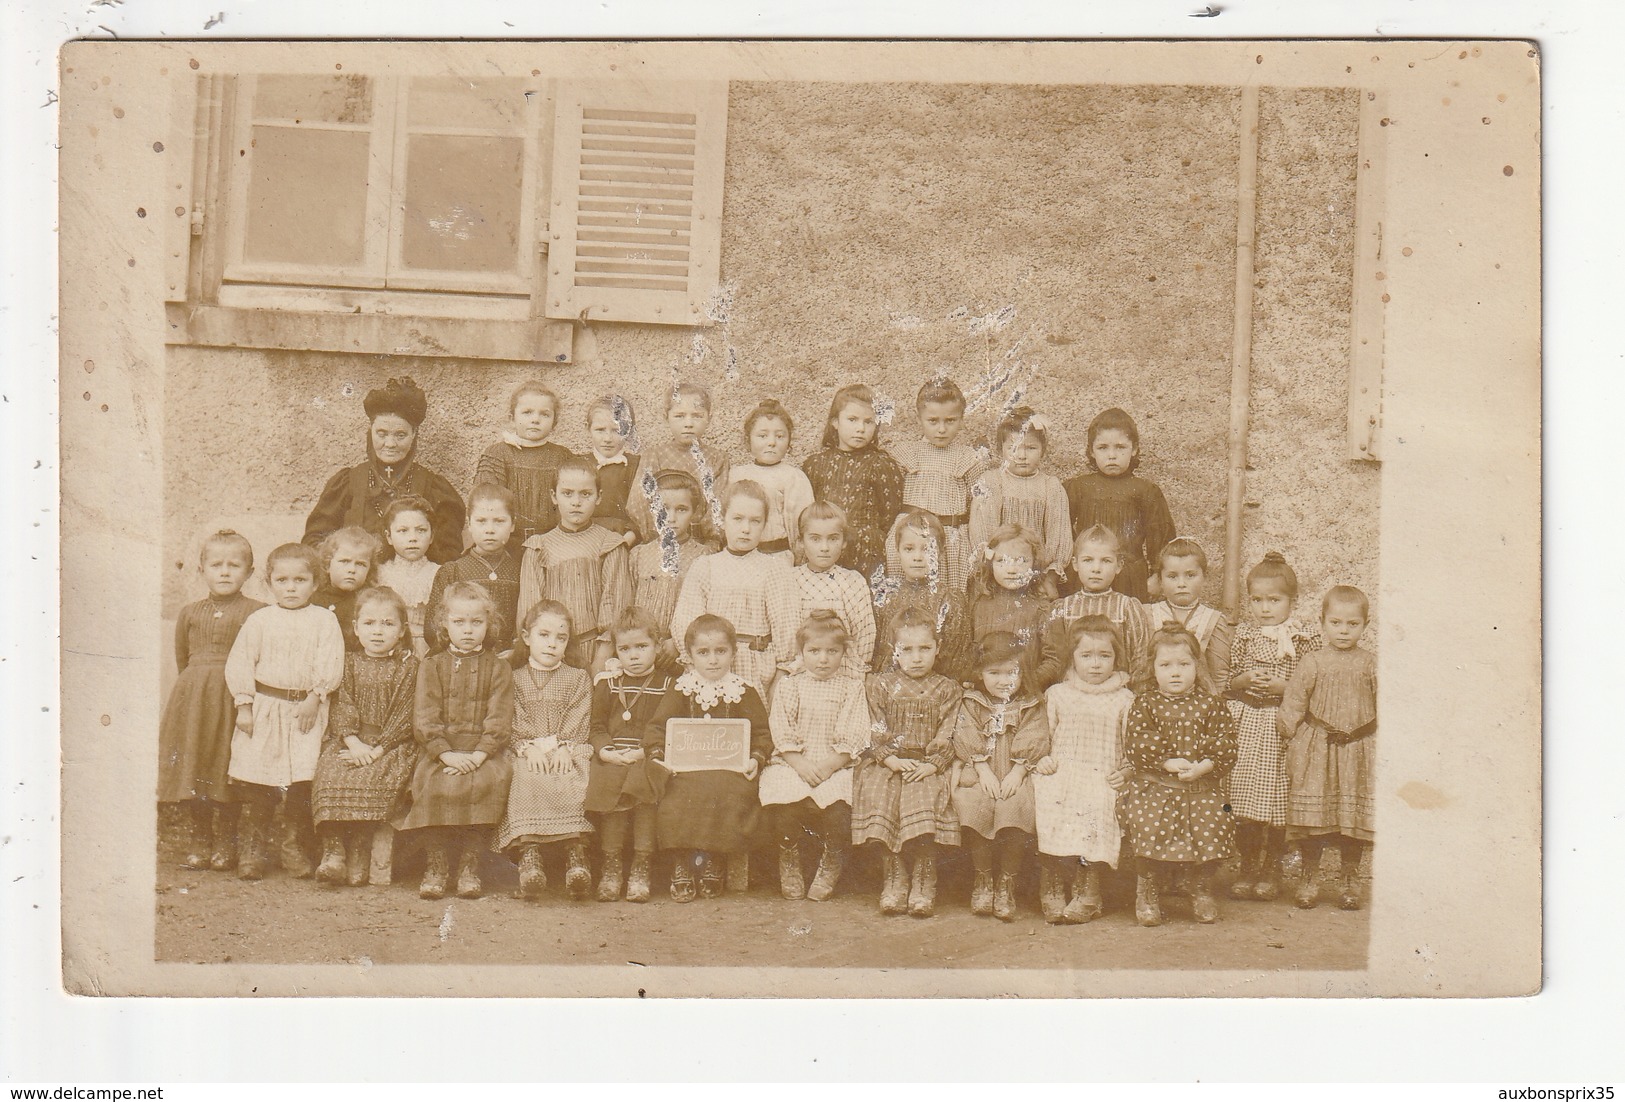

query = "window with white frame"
[{"left": 166, "top": 73, "right": 728, "bottom": 362}]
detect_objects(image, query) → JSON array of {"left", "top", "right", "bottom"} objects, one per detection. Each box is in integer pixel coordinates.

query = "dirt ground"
[{"left": 155, "top": 813, "right": 1368, "bottom": 973}]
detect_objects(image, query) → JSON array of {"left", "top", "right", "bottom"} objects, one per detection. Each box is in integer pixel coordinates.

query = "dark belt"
[
  {"left": 1234, "top": 691, "right": 1282, "bottom": 710},
  {"left": 1311, "top": 714, "right": 1377, "bottom": 745},
  {"left": 255, "top": 681, "right": 310, "bottom": 703},
  {"left": 758, "top": 538, "right": 791, "bottom": 554},
  {"left": 934, "top": 512, "right": 969, "bottom": 528},
  {"left": 737, "top": 633, "right": 774, "bottom": 652}
]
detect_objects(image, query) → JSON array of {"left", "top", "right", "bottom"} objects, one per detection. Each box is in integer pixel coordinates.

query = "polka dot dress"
[{"left": 1116, "top": 689, "right": 1239, "bottom": 864}]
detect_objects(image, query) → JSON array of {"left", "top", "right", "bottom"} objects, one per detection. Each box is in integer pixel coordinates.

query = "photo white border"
[{"left": 5, "top": 0, "right": 1617, "bottom": 1083}]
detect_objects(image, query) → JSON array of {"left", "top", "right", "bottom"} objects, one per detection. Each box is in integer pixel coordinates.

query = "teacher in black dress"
[{"left": 303, "top": 376, "right": 466, "bottom": 564}]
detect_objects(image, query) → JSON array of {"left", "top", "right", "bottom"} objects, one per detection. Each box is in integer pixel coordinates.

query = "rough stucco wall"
[
  {"left": 1248, "top": 87, "right": 1379, "bottom": 627},
  {"left": 163, "top": 81, "right": 1375, "bottom": 627}
]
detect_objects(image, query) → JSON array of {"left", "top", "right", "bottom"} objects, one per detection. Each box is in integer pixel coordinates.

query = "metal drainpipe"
[{"left": 1223, "top": 85, "right": 1261, "bottom": 615}]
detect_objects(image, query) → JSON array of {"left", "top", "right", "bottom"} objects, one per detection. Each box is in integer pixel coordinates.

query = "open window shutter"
[{"left": 545, "top": 81, "right": 728, "bottom": 326}]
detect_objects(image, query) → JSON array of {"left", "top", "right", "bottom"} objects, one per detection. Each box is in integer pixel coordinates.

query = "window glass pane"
[
  {"left": 399, "top": 134, "right": 525, "bottom": 274},
  {"left": 241, "top": 126, "right": 371, "bottom": 267},
  {"left": 253, "top": 74, "right": 372, "bottom": 124},
  {"left": 407, "top": 77, "right": 531, "bottom": 131}
]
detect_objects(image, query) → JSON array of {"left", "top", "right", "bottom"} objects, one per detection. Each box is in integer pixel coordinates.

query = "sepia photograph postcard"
[{"left": 56, "top": 37, "right": 1541, "bottom": 999}]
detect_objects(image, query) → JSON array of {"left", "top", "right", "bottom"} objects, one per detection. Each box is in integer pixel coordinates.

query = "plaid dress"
[
  {"left": 311, "top": 650, "right": 418, "bottom": 824},
  {"left": 802, "top": 445, "right": 905, "bottom": 582},
  {"left": 850, "top": 671, "right": 962, "bottom": 851},
  {"left": 495, "top": 663, "right": 594, "bottom": 849},
  {"left": 393, "top": 648, "right": 514, "bottom": 831},
  {"left": 794, "top": 564, "right": 877, "bottom": 677},
  {"left": 426, "top": 549, "right": 522, "bottom": 656},
  {"left": 1225, "top": 620, "right": 1321, "bottom": 827},
  {"left": 759, "top": 672, "right": 870, "bottom": 808},
  {"left": 671, "top": 549, "right": 801, "bottom": 697},
  {"left": 949, "top": 691, "right": 1051, "bottom": 839},
  {"left": 1117, "top": 689, "right": 1238, "bottom": 864},
  {"left": 1035, "top": 671, "right": 1133, "bottom": 863},
  {"left": 968, "top": 468, "right": 1072, "bottom": 584},
  {"left": 1036, "top": 589, "right": 1154, "bottom": 690},
  {"left": 885, "top": 438, "right": 986, "bottom": 592}
]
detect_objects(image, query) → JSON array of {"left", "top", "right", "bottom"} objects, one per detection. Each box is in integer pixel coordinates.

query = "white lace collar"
[{"left": 675, "top": 670, "right": 749, "bottom": 711}]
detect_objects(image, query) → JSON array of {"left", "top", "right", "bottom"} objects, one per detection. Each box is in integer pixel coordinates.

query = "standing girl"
[
  {"left": 760, "top": 610, "right": 870, "bottom": 902},
  {"left": 802, "top": 384, "right": 905, "bottom": 582},
  {"left": 1145, "top": 537, "right": 1233, "bottom": 692},
  {"left": 872, "top": 509, "right": 971, "bottom": 683},
  {"left": 885, "top": 377, "right": 985, "bottom": 592},
  {"left": 968, "top": 406, "right": 1072, "bottom": 585},
  {"left": 1225, "top": 552, "right": 1320, "bottom": 902},
  {"left": 967, "top": 524, "right": 1056, "bottom": 691},
  {"left": 158, "top": 530, "right": 263, "bottom": 872},
  {"left": 516, "top": 457, "right": 634, "bottom": 671},
  {"left": 645, "top": 614, "right": 771, "bottom": 902},
  {"left": 311, "top": 586, "right": 418, "bottom": 888},
  {"left": 791, "top": 501, "right": 876, "bottom": 679},
  {"left": 586, "top": 609, "right": 674, "bottom": 904},
  {"left": 851, "top": 608, "right": 962, "bottom": 917},
  {"left": 670, "top": 480, "right": 801, "bottom": 700},
  {"left": 393, "top": 581, "right": 514, "bottom": 900},
  {"left": 1062, "top": 407, "right": 1176, "bottom": 601},
  {"left": 631, "top": 381, "right": 732, "bottom": 537},
  {"left": 628, "top": 471, "right": 714, "bottom": 665},
  {"left": 1036, "top": 524, "right": 1154, "bottom": 689},
  {"left": 426, "top": 484, "right": 522, "bottom": 657},
  {"left": 584, "top": 394, "right": 641, "bottom": 540},
  {"left": 474, "top": 380, "right": 572, "bottom": 551},
  {"left": 729, "top": 398, "right": 814, "bottom": 561},
  {"left": 373, "top": 496, "right": 441, "bottom": 660},
  {"left": 950, "top": 631, "right": 1051, "bottom": 922},
  {"left": 224, "top": 543, "right": 345, "bottom": 881},
  {"left": 1279, "top": 586, "right": 1377, "bottom": 910},
  {"left": 1034, "top": 615, "right": 1135, "bottom": 924},
  {"left": 1118, "top": 622, "right": 1238, "bottom": 926},
  {"left": 313, "top": 526, "right": 380, "bottom": 653},
  {"left": 498, "top": 601, "right": 596, "bottom": 902}
]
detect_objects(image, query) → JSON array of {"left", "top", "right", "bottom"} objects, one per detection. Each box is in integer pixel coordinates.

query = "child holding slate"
[{"left": 645, "top": 614, "right": 771, "bottom": 902}]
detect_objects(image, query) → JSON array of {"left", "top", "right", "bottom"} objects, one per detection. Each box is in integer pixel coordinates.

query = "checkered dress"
[
  {"left": 495, "top": 664, "right": 595, "bottom": 850},
  {"left": 1035, "top": 671, "right": 1134, "bottom": 864},
  {"left": 1225, "top": 620, "right": 1321, "bottom": 827},
  {"left": 671, "top": 549, "right": 802, "bottom": 697},
  {"left": 759, "top": 672, "right": 870, "bottom": 809},
  {"left": 794, "top": 564, "right": 877, "bottom": 677},
  {"left": 850, "top": 671, "right": 963, "bottom": 851}
]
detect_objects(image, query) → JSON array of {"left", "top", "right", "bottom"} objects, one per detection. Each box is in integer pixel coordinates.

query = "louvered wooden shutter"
[{"left": 545, "top": 81, "right": 728, "bottom": 326}]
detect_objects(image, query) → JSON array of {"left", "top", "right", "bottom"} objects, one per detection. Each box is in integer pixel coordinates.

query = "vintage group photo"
[{"left": 57, "top": 39, "right": 1542, "bottom": 996}]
